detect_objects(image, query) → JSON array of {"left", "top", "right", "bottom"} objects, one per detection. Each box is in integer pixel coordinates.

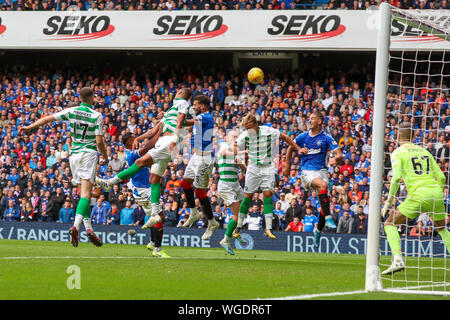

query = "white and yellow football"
[{"left": 247, "top": 67, "right": 264, "bottom": 84}]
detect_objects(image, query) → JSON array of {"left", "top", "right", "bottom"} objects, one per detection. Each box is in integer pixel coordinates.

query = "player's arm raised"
[
  {"left": 283, "top": 136, "right": 308, "bottom": 177},
  {"left": 132, "top": 117, "right": 163, "bottom": 150},
  {"left": 18, "top": 114, "right": 56, "bottom": 135},
  {"left": 328, "top": 147, "right": 344, "bottom": 167},
  {"left": 280, "top": 132, "right": 304, "bottom": 154}
]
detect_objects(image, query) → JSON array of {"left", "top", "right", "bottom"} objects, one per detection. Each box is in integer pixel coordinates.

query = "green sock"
[
  {"left": 239, "top": 197, "right": 251, "bottom": 215},
  {"left": 151, "top": 183, "right": 161, "bottom": 204},
  {"left": 438, "top": 229, "right": 450, "bottom": 254},
  {"left": 117, "top": 163, "right": 142, "bottom": 181},
  {"left": 263, "top": 197, "right": 273, "bottom": 214},
  {"left": 237, "top": 197, "right": 251, "bottom": 228},
  {"left": 384, "top": 225, "right": 402, "bottom": 256},
  {"left": 76, "top": 197, "right": 91, "bottom": 219},
  {"left": 225, "top": 218, "right": 237, "bottom": 238}
]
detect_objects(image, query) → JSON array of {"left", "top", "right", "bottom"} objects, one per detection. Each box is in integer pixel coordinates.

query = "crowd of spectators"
[
  {"left": 0, "top": 0, "right": 449, "bottom": 11},
  {"left": 0, "top": 58, "right": 448, "bottom": 237}
]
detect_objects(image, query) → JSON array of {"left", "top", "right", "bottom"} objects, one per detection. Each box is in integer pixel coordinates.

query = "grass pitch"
[{"left": 0, "top": 239, "right": 449, "bottom": 300}]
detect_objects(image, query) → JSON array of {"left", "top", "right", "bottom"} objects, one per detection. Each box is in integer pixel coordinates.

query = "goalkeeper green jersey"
[
  {"left": 53, "top": 103, "right": 103, "bottom": 155},
  {"left": 389, "top": 142, "right": 446, "bottom": 197}
]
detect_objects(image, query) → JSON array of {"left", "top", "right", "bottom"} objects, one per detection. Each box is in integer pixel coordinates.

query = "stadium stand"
[
  {"left": 0, "top": 0, "right": 448, "bottom": 11},
  {"left": 0, "top": 58, "right": 448, "bottom": 234}
]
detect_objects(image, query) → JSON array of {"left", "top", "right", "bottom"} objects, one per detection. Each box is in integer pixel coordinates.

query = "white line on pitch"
[
  {"left": 0, "top": 256, "right": 285, "bottom": 262},
  {"left": 258, "top": 290, "right": 368, "bottom": 300}
]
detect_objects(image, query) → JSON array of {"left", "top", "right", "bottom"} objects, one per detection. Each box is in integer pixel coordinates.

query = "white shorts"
[
  {"left": 148, "top": 135, "right": 177, "bottom": 177},
  {"left": 183, "top": 153, "right": 214, "bottom": 189},
  {"left": 128, "top": 182, "right": 152, "bottom": 216},
  {"left": 70, "top": 151, "right": 98, "bottom": 186},
  {"left": 244, "top": 163, "right": 276, "bottom": 194},
  {"left": 218, "top": 180, "right": 244, "bottom": 206},
  {"left": 300, "top": 169, "right": 329, "bottom": 189}
]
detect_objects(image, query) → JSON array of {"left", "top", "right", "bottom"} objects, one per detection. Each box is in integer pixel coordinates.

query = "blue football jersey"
[
  {"left": 302, "top": 214, "right": 318, "bottom": 233},
  {"left": 295, "top": 130, "right": 339, "bottom": 171},
  {"left": 191, "top": 112, "right": 214, "bottom": 153},
  {"left": 125, "top": 150, "right": 150, "bottom": 188}
]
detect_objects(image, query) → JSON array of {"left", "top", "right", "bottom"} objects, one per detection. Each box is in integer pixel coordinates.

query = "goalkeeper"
[{"left": 381, "top": 122, "right": 449, "bottom": 275}]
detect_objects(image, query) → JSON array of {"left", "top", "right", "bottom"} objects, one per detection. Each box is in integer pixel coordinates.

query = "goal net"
[{"left": 366, "top": 4, "right": 450, "bottom": 295}]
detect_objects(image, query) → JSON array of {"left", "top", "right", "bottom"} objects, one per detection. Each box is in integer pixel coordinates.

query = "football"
[
  {"left": 91, "top": 187, "right": 102, "bottom": 199},
  {"left": 247, "top": 67, "right": 264, "bottom": 84}
]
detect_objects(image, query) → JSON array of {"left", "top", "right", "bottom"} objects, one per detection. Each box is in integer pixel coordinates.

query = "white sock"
[
  {"left": 110, "top": 176, "right": 122, "bottom": 184},
  {"left": 190, "top": 207, "right": 199, "bottom": 216},
  {"left": 154, "top": 247, "right": 161, "bottom": 252},
  {"left": 237, "top": 213, "right": 245, "bottom": 228},
  {"left": 151, "top": 203, "right": 161, "bottom": 216},
  {"left": 265, "top": 214, "right": 273, "bottom": 230},
  {"left": 83, "top": 218, "right": 93, "bottom": 231},
  {"left": 74, "top": 214, "right": 83, "bottom": 231}
]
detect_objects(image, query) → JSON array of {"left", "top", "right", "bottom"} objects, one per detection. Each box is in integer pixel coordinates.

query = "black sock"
[
  {"left": 184, "top": 187, "right": 196, "bottom": 208},
  {"left": 199, "top": 197, "right": 214, "bottom": 220},
  {"left": 318, "top": 192, "right": 330, "bottom": 232},
  {"left": 150, "top": 227, "right": 155, "bottom": 243},
  {"left": 152, "top": 226, "right": 163, "bottom": 248}
]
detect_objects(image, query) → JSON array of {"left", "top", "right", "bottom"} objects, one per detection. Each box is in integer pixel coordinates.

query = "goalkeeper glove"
[{"left": 381, "top": 196, "right": 394, "bottom": 218}]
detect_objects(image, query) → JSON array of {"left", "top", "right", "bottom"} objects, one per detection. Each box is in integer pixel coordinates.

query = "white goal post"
[{"left": 366, "top": 3, "right": 450, "bottom": 295}]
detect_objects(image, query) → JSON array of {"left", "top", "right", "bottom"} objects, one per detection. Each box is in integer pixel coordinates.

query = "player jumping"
[
  {"left": 19, "top": 87, "right": 106, "bottom": 247},
  {"left": 284, "top": 111, "right": 343, "bottom": 248},
  {"left": 217, "top": 129, "right": 248, "bottom": 255},
  {"left": 381, "top": 122, "right": 450, "bottom": 275},
  {"left": 233, "top": 113, "right": 303, "bottom": 240},
  {"left": 95, "top": 88, "right": 192, "bottom": 230},
  {"left": 122, "top": 131, "right": 170, "bottom": 258},
  {"left": 180, "top": 95, "right": 220, "bottom": 240}
]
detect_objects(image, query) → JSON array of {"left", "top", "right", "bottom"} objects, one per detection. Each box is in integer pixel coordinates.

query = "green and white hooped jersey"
[
  {"left": 236, "top": 125, "right": 280, "bottom": 166},
  {"left": 218, "top": 142, "right": 240, "bottom": 183},
  {"left": 53, "top": 103, "right": 103, "bottom": 155},
  {"left": 161, "top": 98, "right": 189, "bottom": 134}
]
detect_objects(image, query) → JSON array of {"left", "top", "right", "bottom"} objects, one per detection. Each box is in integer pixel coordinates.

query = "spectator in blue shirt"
[
  {"left": 120, "top": 201, "right": 135, "bottom": 225},
  {"left": 302, "top": 207, "right": 318, "bottom": 233},
  {"left": 273, "top": 201, "right": 286, "bottom": 230},
  {"left": 7, "top": 168, "right": 19, "bottom": 186},
  {"left": 58, "top": 199, "right": 74, "bottom": 223},
  {"left": 91, "top": 197, "right": 111, "bottom": 225},
  {"left": 4, "top": 199, "right": 19, "bottom": 221},
  {"left": 308, "top": 190, "right": 321, "bottom": 210}
]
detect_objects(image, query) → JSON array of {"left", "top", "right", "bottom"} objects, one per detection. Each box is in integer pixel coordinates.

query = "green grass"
[{"left": 0, "top": 239, "right": 449, "bottom": 300}]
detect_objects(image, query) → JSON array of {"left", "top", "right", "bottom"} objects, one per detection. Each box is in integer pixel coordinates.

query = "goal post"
[
  {"left": 365, "top": 1, "right": 391, "bottom": 293},
  {"left": 366, "top": 3, "right": 450, "bottom": 295}
]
